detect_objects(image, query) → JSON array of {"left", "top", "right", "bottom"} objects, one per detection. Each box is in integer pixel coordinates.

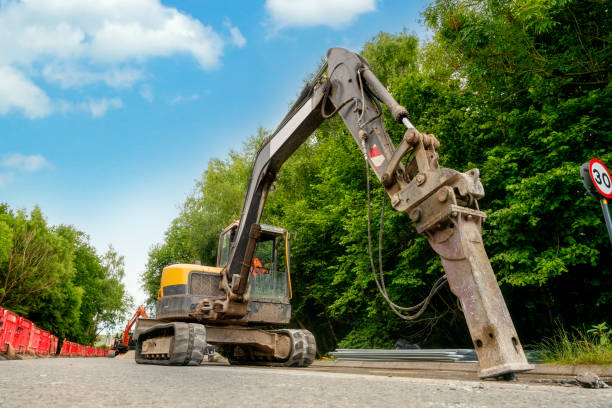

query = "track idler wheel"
[
  {"left": 135, "top": 322, "right": 206, "bottom": 366},
  {"left": 276, "top": 329, "right": 316, "bottom": 367},
  {"left": 227, "top": 329, "right": 316, "bottom": 367}
]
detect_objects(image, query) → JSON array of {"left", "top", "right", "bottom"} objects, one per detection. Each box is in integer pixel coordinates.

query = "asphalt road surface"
[{"left": 0, "top": 358, "right": 610, "bottom": 407}]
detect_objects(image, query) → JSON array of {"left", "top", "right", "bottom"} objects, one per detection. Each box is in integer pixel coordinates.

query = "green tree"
[
  {"left": 142, "top": 0, "right": 610, "bottom": 350},
  {"left": 420, "top": 0, "right": 611, "bottom": 339},
  {"left": 0, "top": 203, "right": 133, "bottom": 344},
  {"left": 0, "top": 206, "right": 74, "bottom": 315}
]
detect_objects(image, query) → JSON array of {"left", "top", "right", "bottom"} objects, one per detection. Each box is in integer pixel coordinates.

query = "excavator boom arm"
[{"left": 218, "top": 48, "right": 532, "bottom": 378}]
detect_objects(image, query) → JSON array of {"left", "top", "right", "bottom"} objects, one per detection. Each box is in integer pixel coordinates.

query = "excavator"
[
  {"left": 108, "top": 305, "right": 148, "bottom": 357},
  {"left": 134, "top": 48, "right": 534, "bottom": 379}
]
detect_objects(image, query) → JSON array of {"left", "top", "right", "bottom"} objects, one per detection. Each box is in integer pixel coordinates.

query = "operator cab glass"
[{"left": 217, "top": 223, "right": 291, "bottom": 302}]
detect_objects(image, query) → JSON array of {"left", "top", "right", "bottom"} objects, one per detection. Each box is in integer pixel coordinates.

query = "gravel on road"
[{"left": 0, "top": 358, "right": 610, "bottom": 407}]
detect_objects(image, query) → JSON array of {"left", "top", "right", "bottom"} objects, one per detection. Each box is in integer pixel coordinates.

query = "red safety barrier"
[
  {"left": 0, "top": 308, "right": 104, "bottom": 358},
  {"left": 49, "top": 335, "right": 58, "bottom": 355},
  {"left": 0, "top": 310, "right": 19, "bottom": 353},
  {"left": 60, "top": 339, "right": 70, "bottom": 356},
  {"left": 28, "top": 327, "right": 41, "bottom": 354},
  {"left": 14, "top": 317, "right": 33, "bottom": 353},
  {"left": 69, "top": 341, "right": 79, "bottom": 356},
  {"left": 38, "top": 330, "right": 50, "bottom": 355}
]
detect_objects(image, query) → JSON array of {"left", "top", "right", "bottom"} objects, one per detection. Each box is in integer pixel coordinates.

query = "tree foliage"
[
  {"left": 0, "top": 204, "right": 133, "bottom": 344},
  {"left": 142, "top": 0, "right": 610, "bottom": 351}
]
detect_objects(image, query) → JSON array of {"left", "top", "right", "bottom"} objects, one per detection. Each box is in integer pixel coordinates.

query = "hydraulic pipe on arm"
[{"left": 216, "top": 48, "right": 533, "bottom": 378}]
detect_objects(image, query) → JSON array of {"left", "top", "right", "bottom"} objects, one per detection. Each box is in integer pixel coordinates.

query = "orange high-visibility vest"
[{"left": 251, "top": 257, "right": 266, "bottom": 277}]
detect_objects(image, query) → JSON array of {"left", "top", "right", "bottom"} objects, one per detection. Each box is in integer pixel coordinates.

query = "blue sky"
[{"left": 1, "top": 0, "right": 430, "bottom": 305}]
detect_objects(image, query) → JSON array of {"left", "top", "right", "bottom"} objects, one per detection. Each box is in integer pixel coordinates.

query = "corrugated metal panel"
[{"left": 329, "top": 349, "right": 543, "bottom": 363}]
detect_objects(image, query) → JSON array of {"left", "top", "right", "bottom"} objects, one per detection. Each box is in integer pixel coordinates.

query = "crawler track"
[
  {"left": 135, "top": 322, "right": 206, "bottom": 366},
  {"left": 227, "top": 329, "right": 317, "bottom": 367}
]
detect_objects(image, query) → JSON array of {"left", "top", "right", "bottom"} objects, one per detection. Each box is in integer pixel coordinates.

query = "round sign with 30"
[{"left": 589, "top": 159, "right": 612, "bottom": 198}]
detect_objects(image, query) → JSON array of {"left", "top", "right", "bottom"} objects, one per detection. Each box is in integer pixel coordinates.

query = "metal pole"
[{"left": 600, "top": 198, "right": 612, "bottom": 246}]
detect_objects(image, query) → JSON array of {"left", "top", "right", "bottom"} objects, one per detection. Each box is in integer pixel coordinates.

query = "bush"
[{"left": 536, "top": 322, "right": 612, "bottom": 365}]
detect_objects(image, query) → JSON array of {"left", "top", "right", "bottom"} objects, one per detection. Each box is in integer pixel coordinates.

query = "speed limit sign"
[
  {"left": 581, "top": 158, "right": 612, "bottom": 245},
  {"left": 588, "top": 159, "right": 612, "bottom": 198}
]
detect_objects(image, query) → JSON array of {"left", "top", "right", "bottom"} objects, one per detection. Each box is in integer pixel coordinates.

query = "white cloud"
[
  {"left": 224, "top": 19, "right": 246, "bottom": 47},
  {"left": 1, "top": 153, "right": 49, "bottom": 172},
  {"left": 85, "top": 98, "right": 124, "bottom": 118},
  {"left": 139, "top": 84, "right": 154, "bottom": 102},
  {"left": 0, "top": 153, "right": 50, "bottom": 188},
  {"left": 42, "top": 64, "right": 144, "bottom": 89},
  {"left": 0, "top": 66, "right": 52, "bottom": 118},
  {"left": 0, "top": 0, "right": 227, "bottom": 119},
  {"left": 265, "top": 0, "right": 376, "bottom": 29},
  {"left": 0, "top": 173, "right": 15, "bottom": 188},
  {"left": 170, "top": 93, "right": 200, "bottom": 104},
  {"left": 57, "top": 97, "right": 124, "bottom": 118}
]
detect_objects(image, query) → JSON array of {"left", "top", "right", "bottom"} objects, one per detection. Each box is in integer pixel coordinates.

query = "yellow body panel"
[{"left": 159, "top": 264, "right": 223, "bottom": 299}]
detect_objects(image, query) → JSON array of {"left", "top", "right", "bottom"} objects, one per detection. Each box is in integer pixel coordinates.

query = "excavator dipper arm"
[
  {"left": 216, "top": 48, "right": 532, "bottom": 378},
  {"left": 121, "top": 306, "right": 148, "bottom": 346}
]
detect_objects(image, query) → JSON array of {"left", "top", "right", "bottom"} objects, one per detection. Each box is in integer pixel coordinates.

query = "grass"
[{"left": 535, "top": 323, "right": 612, "bottom": 365}]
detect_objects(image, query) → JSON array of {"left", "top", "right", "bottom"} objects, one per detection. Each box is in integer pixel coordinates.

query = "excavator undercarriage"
[
  {"left": 135, "top": 47, "right": 533, "bottom": 378},
  {"left": 135, "top": 323, "right": 316, "bottom": 367}
]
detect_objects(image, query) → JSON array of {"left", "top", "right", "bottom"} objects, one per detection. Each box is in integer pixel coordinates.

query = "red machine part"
[
  {"left": 111, "top": 305, "right": 149, "bottom": 353},
  {"left": 121, "top": 306, "right": 148, "bottom": 347}
]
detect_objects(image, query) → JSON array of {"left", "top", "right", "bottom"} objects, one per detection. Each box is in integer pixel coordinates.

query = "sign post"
[{"left": 581, "top": 158, "right": 612, "bottom": 245}]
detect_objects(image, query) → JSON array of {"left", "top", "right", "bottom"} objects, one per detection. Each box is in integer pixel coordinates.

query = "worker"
[{"left": 251, "top": 257, "right": 267, "bottom": 277}]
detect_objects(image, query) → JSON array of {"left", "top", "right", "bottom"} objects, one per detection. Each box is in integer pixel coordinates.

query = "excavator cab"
[
  {"left": 217, "top": 221, "right": 292, "bottom": 302},
  {"left": 154, "top": 221, "right": 292, "bottom": 325}
]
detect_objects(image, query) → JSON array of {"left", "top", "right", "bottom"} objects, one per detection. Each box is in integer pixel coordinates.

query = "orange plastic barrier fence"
[
  {"left": 28, "top": 327, "right": 41, "bottom": 354},
  {"left": 60, "top": 339, "right": 71, "bottom": 356},
  {"left": 1, "top": 307, "right": 108, "bottom": 357},
  {"left": 15, "top": 317, "right": 33, "bottom": 353},
  {"left": 49, "top": 335, "right": 58, "bottom": 355},
  {"left": 38, "top": 330, "right": 50, "bottom": 355},
  {"left": 0, "top": 309, "right": 19, "bottom": 353}
]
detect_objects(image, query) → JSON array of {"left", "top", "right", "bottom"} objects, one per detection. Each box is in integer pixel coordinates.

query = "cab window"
[
  {"left": 249, "top": 234, "right": 288, "bottom": 301},
  {"left": 218, "top": 228, "right": 234, "bottom": 267}
]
